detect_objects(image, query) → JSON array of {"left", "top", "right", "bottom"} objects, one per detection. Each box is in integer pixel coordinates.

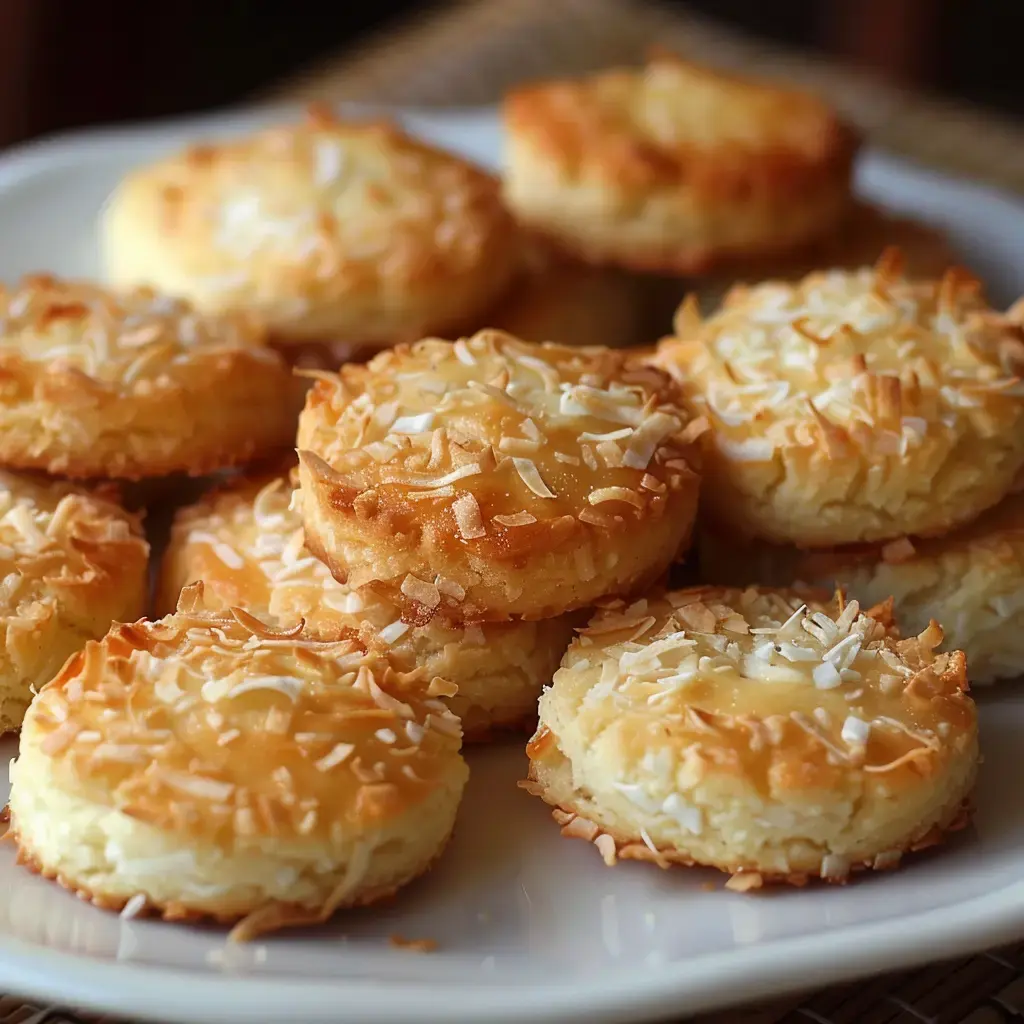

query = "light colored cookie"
[
  {"left": 102, "top": 106, "right": 519, "bottom": 350},
  {"left": 654, "top": 256, "right": 1024, "bottom": 546},
  {"left": 0, "top": 470, "right": 148, "bottom": 732},
  {"left": 525, "top": 586, "right": 977, "bottom": 884},
  {"left": 700, "top": 489, "right": 1024, "bottom": 685},
  {"left": 502, "top": 52, "right": 858, "bottom": 274},
  {"left": 297, "top": 329, "right": 705, "bottom": 622},
  {"left": 0, "top": 275, "right": 296, "bottom": 479},
  {"left": 9, "top": 588, "right": 468, "bottom": 939},
  {"left": 159, "top": 472, "right": 577, "bottom": 739}
]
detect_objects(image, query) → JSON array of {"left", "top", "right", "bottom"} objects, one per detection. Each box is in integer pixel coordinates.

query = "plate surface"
[{"left": 0, "top": 105, "right": 1023, "bottom": 1024}]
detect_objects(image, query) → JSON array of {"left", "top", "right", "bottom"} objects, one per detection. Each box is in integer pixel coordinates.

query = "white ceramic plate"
[{"left": 0, "top": 105, "right": 1023, "bottom": 1024}]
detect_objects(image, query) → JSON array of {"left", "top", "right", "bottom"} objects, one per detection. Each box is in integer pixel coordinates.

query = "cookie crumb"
[
  {"left": 389, "top": 934, "right": 438, "bottom": 953},
  {"left": 725, "top": 871, "right": 764, "bottom": 893}
]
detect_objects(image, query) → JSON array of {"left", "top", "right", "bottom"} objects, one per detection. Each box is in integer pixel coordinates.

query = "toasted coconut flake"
[
  {"left": 401, "top": 464, "right": 481, "bottom": 489},
  {"left": 427, "top": 677, "right": 458, "bottom": 698},
  {"left": 390, "top": 413, "right": 434, "bottom": 434},
  {"left": 493, "top": 511, "right": 538, "bottom": 527},
  {"left": 400, "top": 575, "right": 441, "bottom": 610},
  {"left": 452, "top": 492, "right": 487, "bottom": 540},
  {"left": 378, "top": 620, "right": 410, "bottom": 645},
  {"left": 594, "top": 833, "right": 618, "bottom": 866},
  {"left": 315, "top": 742, "right": 355, "bottom": 771},
  {"left": 725, "top": 872, "right": 763, "bottom": 892},
  {"left": 588, "top": 487, "right": 644, "bottom": 508},
  {"left": 512, "top": 458, "right": 556, "bottom": 498},
  {"left": 622, "top": 412, "right": 680, "bottom": 470}
]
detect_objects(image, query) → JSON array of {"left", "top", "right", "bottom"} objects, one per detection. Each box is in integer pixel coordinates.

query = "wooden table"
[{"left": 5, "top": 2, "right": 1024, "bottom": 1022}]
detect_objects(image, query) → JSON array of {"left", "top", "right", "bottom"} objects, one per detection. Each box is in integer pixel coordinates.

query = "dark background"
[{"left": 2, "top": 0, "right": 1023, "bottom": 149}]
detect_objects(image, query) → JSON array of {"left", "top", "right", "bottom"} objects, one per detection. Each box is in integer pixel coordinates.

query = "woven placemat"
[{"left": 6, "top": 2, "right": 1024, "bottom": 1023}]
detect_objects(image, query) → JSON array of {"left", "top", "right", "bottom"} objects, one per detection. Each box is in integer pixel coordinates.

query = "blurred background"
[{"left": 1, "top": 0, "right": 1023, "bottom": 150}]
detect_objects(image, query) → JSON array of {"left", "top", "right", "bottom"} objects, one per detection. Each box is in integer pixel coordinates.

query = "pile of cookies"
[{"left": 1, "top": 52, "right": 1002, "bottom": 939}]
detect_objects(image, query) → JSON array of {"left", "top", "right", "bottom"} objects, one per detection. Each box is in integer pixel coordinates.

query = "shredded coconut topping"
[
  {"left": 27, "top": 597, "right": 465, "bottom": 845},
  {"left": 565, "top": 586, "right": 970, "bottom": 805},
  {"left": 658, "top": 262, "right": 1024, "bottom": 459},
  {"left": 298, "top": 330, "right": 700, "bottom": 535},
  {"left": 0, "top": 274, "right": 277, "bottom": 392}
]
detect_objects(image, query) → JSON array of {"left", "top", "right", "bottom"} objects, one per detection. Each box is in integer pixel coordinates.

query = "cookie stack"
[
  {"left": 500, "top": 51, "right": 958, "bottom": 337},
  {"left": 654, "top": 255, "right": 1024, "bottom": 684},
  {"left": 294, "top": 326, "right": 705, "bottom": 696},
  {"left": 157, "top": 469, "right": 577, "bottom": 741},
  {"left": 0, "top": 275, "right": 299, "bottom": 734},
  {"left": 3, "top": 55, "right": 995, "bottom": 936}
]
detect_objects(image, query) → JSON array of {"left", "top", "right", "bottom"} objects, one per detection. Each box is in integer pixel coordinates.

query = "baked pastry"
[
  {"left": 158, "top": 472, "right": 577, "bottom": 738},
  {"left": 0, "top": 471, "right": 148, "bottom": 732},
  {"left": 691, "top": 202, "right": 960, "bottom": 313},
  {"left": 0, "top": 275, "right": 296, "bottom": 479},
  {"left": 700, "top": 489, "right": 1024, "bottom": 685},
  {"left": 297, "top": 329, "right": 705, "bottom": 621},
  {"left": 9, "top": 588, "right": 468, "bottom": 938},
  {"left": 101, "top": 106, "right": 518, "bottom": 350},
  {"left": 485, "top": 239, "right": 643, "bottom": 349},
  {"left": 524, "top": 585, "right": 977, "bottom": 884},
  {"left": 502, "top": 52, "right": 858, "bottom": 274},
  {"left": 654, "top": 257, "right": 1024, "bottom": 546}
]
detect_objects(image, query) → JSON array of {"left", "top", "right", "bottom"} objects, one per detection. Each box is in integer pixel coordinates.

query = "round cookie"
[
  {"left": 297, "top": 329, "right": 705, "bottom": 622},
  {"left": 524, "top": 586, "right": 977, "bottom": 884},
  {"left": 159, "top": 472, "right": 577, "bottom": 738},
  {"left": 101, "top": 106, "right": 519, "bottom": 350},
  {"left": 0, "top": 275, "right": 296, "bottom": 479},
  {"left": 654, "top": 257, "right": 1024, "bottom": 546},
  {"left": 0, "top": 470, "right": 149, "bottom": 732},
  {"left": 9, "top": 590, "right": 468, "bottom": 938},
  {"left": 700, "top": 490, "right": 1024, "bottom": 685},
  {"left": 502, "top": 52, "right": 858, "bottom": 275}
]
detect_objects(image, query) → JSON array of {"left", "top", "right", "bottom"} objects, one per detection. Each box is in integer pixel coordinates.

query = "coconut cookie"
[
  {"left": 700, "top": 489, "right": 1024, "bottom": 685},
  {"left": 0, "top": 471, "right": 148, "bottom": 732},
  {"left": 297, "top": 329, "right": 704, "bottom": 622},
  {"left": 9, "top": 590, "right": 468, "bottom": 938},
  {"left": 159, "top": 473, "right": 577, "bottom": 738},
  {"left": 101, "top": 106, "right": 518, "bottom": 350},
  {"left": 502, "top": 52, "right": 858, "bottom": 274},
  {"left": 654, "top": 257, "right": 1024, "bottom": 547},
  {"left": 0, "top": 275, "right": 296, "bottom": 479},
  {"left": 525, "top": 586, "right": 977, "bottom": 884}
]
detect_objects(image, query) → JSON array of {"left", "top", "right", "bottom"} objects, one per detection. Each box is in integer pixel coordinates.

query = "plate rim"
[{"left": 0, "top": 881, "right": 1021, "bottom": 1024}]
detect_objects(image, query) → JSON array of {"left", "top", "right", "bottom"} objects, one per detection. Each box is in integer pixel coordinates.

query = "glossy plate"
[{"left": 0, "top": 106, "right": 1022, "bottom": 1024}]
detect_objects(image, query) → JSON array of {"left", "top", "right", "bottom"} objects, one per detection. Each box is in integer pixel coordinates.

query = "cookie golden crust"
[
  {"left": 158, "top": 473, "right": 577, "bottom": 739},
  {"left": 9, "top": 592, "right": 468, "bottom": 939},
  {"left": 524, "top": 586, "right": 978, "bottom": 883},
  {"left": 0, "top": 276, "right": 296, "bottom": 479},
  {"left": 700, "top": 489, "right": 1024, "bottom": 685},
  {"left": 654, "top": 259, "right": 1024, "bottom": 546},
  {"left": 0, "top": 471, "right": 149, "bottom": 733},
  {"left": 502, "top": 54, "right": 858, "bottom": 275},
  {"left": 101, "top": 107, "right": 519, "bottom": 349},
  {"left": 296, "top": 330, "right": 705, "bottom": 622}
]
